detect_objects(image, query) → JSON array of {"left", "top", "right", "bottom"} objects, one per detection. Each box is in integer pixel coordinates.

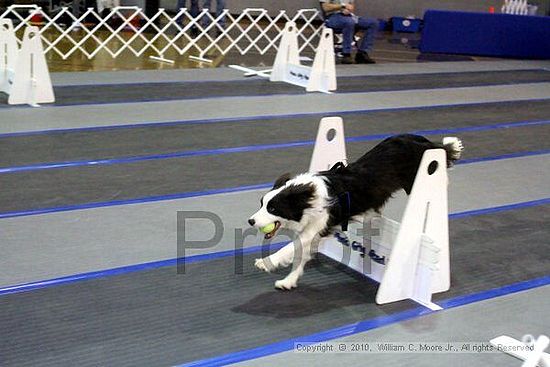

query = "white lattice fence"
[{"left": 0, "top": 5, "right": 323, "bottom": 63}]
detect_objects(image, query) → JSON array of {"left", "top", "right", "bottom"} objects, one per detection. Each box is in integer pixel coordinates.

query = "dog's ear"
[
  {"left": 280, "top": 183, "right": 315, "bottom": 203},
  {"left": 272, "top": 173, "right": 292, "bottom": 189},
  {"left": 271, "top": 183, "right": 316, "bottom": 221}
]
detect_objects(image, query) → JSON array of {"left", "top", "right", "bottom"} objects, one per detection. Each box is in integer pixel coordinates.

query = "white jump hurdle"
[
  {"left": 229, "top": 21, "right": 336, "bottom": 94},
  {"left": 0, "top": 20, "right": 54, "bottom": 106},
  {"left": 311, "top": 117, "right": 451, "bottom": 310},
  {"left": 0, "top": 19, "right": 18, "bottom": 96}
]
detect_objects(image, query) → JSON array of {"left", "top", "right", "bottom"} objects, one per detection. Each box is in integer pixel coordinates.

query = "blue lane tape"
[
  {"left": 180, "top": 307, "right": 432, "bottom": 367},
  {"left": 1, "top": 203, "right": 549, "bottom": 367},
  {"left": 177, "top": 275, "right": 550, "bottom": 367},
  {"left": 1, "top": 97, "right": 548, "bottom": 138},
  {"left": 448, "top": 197, "right": 550, "bottom": 219},
  {"left": 0, "top": 86, "right": 304, "bottom": 110},
  {"left": 459, "top": 149, "right": 550, "bottom": 165},
  {"left": 438, "top": 275, "right": 550, "bottom": 309},
  {"left": 0, "top": 141, "right": 314, "bottom": 174},
  {"left": 3, "top": 74, "right": 549, "bottom": 110},
  {"left": 53, "top": 77, "right": 252, "bottom": 88},
  {"left": 0, "top": 242, "right": 287, "bottom": 297},
  {"left": 0, "top": 182, "right": 274, "bottom": 219},
  {"left": 1, "top": 197, "right": 548, "bottom": 297},
  {"left": 51, "top": 69, "right": 546, "bottom": 89},
  {"left": 1, "top": 119, "right": 549, "bottom": 174},
  {"left": 0, "top": 149, "right": 548, "bottom": 220}
]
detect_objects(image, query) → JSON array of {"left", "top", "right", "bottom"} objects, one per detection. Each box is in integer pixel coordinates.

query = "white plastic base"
[
  {"left": 189, "top": 55, "right": 213, "bottom": 63},
  {"left": 228, "top": 65, "right": 272, "bottom": 78},
  {"left": 149, "top": 55, "right": 175, "bottom": 64}
]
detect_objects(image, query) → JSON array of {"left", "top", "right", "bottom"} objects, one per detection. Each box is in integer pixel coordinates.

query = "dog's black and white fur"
[{"left": 248, "top": 134, "right": 463, "bottom": 290}]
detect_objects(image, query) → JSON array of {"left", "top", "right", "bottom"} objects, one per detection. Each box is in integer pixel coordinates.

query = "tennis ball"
[{"left": 260, "top": 223, "right": 276, "bottom": 234}]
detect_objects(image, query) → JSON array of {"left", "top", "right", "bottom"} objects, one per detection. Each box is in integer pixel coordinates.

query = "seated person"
[{"left": 320, "top": 0, "right": 377, "bottom": 64}]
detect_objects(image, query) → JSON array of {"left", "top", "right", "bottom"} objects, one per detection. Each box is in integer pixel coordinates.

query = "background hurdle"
[
  {"left": 0, "top": 20, "right": 54, "bottom": 106},
  {"left": 230, "top": 21, "right": 336, "bottom": 94},
  {"left": 0, "top": 19, "right": 18, "bottom": 95}
]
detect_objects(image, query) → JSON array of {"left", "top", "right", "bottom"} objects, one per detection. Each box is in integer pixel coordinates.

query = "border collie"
[{"left": 248, "top": 134, "right": 463, "bottom": 290}]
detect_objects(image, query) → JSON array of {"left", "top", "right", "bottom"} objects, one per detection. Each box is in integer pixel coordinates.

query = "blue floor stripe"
[
  {"left": 2, "top": 202, "right": 549, "bottom": 367},
  {"left": 1, "top": 197, "right": 548, "bottom": 297},
  {"left": 181, "top": 307, "right": 433, "bottom": 367},
  {"left": 449, "top": 197, "right": 550, "bottom": 219},
  {"left": 459, "top": 149, "right": 550, "bottom": 165},
  {"left": 0, "top": 149, "right": 548, "bottom": 220},
  {"left": 2, "top": 75, "right": 548, "bottom": 110},
  {"left": 0, "top": 182, "right": 273, "bottom": 220},
  {"left": 438, "top": 275, "right": 550, "bottom": 309},
  {"left": 1, "top": 119, "right": 549, "bottom": 174},
  {"left": 0, "top": 141, "right": 314, "bottom": 174},
  {"left": 50, "top": 69, "right": 545, "bottom": 89},
  {"left": 178, "top": 275, "right": 550, "bottom": 367},
  {"left": 0, "top": 242, "right": 287, "bottom": 297},
  {"left": 1, "top": 97, "right": 548, "bottom": 138},
  {"left": 53, "top": 77, "right": 251, "bottom": 88}
]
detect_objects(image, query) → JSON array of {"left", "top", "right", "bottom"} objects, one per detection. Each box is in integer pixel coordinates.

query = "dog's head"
[{"left": 248, "top": 173, "right": 318, "bottom": 239}]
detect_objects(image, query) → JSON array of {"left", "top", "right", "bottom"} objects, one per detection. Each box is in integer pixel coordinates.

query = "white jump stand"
[
  {"left": 2, "top": 26, "right": 55, "bottom": 107},
  {"left": 0, "top": 19, "right": 18, "bottom": 95},
  {"left": 311, "top": 117, "right": 451, "bottom": 310},
  {"left": 230, "top": 21, "right": 336, "bottom": 94}
]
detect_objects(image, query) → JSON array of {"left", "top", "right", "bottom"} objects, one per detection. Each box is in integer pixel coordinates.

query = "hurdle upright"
[
  {"left": 230, "top": 21, "right": 337, "bottom": 94},
  {"left": 311, "top": 117, "right": 451, "bottom": 310}
]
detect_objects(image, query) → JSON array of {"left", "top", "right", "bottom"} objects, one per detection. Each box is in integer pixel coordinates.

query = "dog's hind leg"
[{"left": 254, "top": 242, "right": 295, "bottom": 272}]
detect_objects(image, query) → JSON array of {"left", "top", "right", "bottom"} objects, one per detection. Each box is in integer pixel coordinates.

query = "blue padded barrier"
[
  {"left": 420, "top": 10, "right": 550, "bottom": 59},
  {"left": 392, "top": 17, "right": 422, "bottom": 33}
]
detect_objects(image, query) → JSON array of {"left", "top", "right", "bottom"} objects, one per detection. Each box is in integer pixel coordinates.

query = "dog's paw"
[
  {"left": 254, "top": 258, "right": 270, "bottom": 273},
  {"left": 275, "top": 278, "right": 297, "bottom": 290}
]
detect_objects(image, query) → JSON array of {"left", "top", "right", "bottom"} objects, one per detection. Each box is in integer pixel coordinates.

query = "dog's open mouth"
[{"left": 263, "top": 221, "right": 281, "bottom": 240}]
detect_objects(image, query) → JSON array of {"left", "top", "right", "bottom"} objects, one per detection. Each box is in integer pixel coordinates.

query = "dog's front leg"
[
  {"left": 274, "top": 232, "right": 318, "bottom": 290},
  {"left": 254, "top": 241, "right": 295, "bottom": 273}
]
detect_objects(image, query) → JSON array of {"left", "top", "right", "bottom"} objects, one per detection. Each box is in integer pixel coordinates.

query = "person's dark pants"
[
  {"left": 177, "top": 0, "right": 200, "bottom": 17},
  {"left": 325, "top": 13, "right": 377, "bottom": 54},
  {"left": 145, "top": 0, "right": 160, "bottom": 19}
]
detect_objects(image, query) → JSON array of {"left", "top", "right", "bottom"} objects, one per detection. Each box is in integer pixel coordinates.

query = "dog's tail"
[{"left": 442, "top": 137, "right": 464, "bottom": 167}]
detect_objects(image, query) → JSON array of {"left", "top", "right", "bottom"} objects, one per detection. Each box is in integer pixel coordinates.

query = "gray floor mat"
[
  {"left": 0, "top": 70, "right": 548, "bottom": 108},
  {"left": 1, "top": 99, "right": 549, "bottom": 167},
  {"left": 238, "top": 286, "right": 550, "bottom": 367},
  {"left": 0, "top": 204, "right": 548, "bottom": 367},
  {"left": 0, "top": 124, "right": 548, "bottom": 214}
]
